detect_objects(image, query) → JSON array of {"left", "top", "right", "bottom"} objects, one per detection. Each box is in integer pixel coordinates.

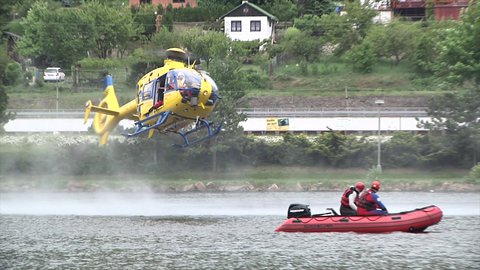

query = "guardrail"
[
  {"left": 236, "top": 107, "right": 428, "bottom": 117},
  {"left": 7, "top": 107, "right": 429, "bottom": 119},
  {"left": 7, "top": 110, "right": 87, "bottom": 118}
]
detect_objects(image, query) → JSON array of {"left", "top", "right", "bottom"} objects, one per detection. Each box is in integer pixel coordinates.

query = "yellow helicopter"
[{"left": 84, "top": 48, "right": 221, "bottom": 146}]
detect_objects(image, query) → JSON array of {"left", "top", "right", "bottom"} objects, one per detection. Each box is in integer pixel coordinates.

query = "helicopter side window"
[
  {"left": 166, "top": 71, "right": 177, "bottom": 92},
  {"left": 140, "top": 81, "right": 154, "bottom": 102}
]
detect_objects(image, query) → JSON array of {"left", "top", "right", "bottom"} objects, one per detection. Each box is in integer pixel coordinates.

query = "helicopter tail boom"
[
  {"left": 84, "top": 75, "right": 138, "bottom": 145},
  {"left": 84, "top": 101, "right": 120, "bottom": 118}
]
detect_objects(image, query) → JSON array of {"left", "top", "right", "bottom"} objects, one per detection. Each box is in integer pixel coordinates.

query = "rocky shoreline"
[{"left": 2, "top": 180, "right": 478, "bottom": 193}]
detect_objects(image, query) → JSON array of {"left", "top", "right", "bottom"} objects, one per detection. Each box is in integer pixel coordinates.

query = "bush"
[
  {"left": 468, "top": 164, "right": 480, "bottom": 183},
  {"left": 344, "top": 40, "right": 376, "bottom": 73},
  {"left": 24, "top": 70, "right": 33, "bottom": 86},
  {"left": 382, "top": 132, "right": 421, "bottom": 168},
  {"left": 35, "top": 79, "right": 44, "bottom": 88},
  {"left": 3, "top": 62, "right": 22, "bottom": 85},
  {"left": 243, "top": 69, "right": 269, "bottom": 89}
]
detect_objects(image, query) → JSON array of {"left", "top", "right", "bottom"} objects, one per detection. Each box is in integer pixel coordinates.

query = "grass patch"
[
  {"left": 5, "top": 57, "right": 459, "bottom": 110},
  {"left": 7, "top": 79, "right": 136, "bottom": 110}
]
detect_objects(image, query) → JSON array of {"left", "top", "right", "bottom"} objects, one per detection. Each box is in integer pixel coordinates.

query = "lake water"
[{"left": 1, "top": 192, "right": 479, "bottom": 269}]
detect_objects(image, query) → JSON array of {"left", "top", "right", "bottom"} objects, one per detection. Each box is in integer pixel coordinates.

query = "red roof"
[{"left": 129, "top": 0, "right": 197, "bottom": 9}]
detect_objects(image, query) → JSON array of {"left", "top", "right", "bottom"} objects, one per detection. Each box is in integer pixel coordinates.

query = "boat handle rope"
[{"left": 299, "top": 215, "right": 383, "bottom": 224}]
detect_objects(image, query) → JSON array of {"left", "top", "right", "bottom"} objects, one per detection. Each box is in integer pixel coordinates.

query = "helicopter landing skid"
[
  {"left": 124, "top": 110, "right": 221, "bottom": 148},
  {"left": 173, "top": 119, "right": 222, "bottom": 148},
  {"left": 125, "top": 110, "right": 172, "bottom": 138}
]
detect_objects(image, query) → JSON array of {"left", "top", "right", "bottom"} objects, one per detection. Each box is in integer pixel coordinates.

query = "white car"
[{"left": 43, "top": 67, "right": 65, "bottom": 82}]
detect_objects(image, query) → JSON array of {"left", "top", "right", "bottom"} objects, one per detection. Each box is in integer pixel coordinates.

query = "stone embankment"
[
  {"left": 176, "top": 181, "right": 479, "bottom": 193},
  {"left": 2, "top": 180, "right": 478, "bottom": 193},
  {"left": 45, "top": 180, "right": 479, "bottom": 193}
]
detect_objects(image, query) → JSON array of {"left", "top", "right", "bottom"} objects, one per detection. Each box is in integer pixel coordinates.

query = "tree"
[
  {"left": 131, "top": 4, "right": 159, "bottom": 41},
  {"left": 264, "top": 0, "right": 297, "bottom": 21},
  {"left": 382, "top": 132, "right": 421, "bottom": 168},
  {"left": 18, "top": 1, "right": 139, "bottom": 67},
  {"left": 413, "top": 31, "right": 436, "bottom": 75},
  {"left": 294, "top": 1, "right": 377, "bottom": 55},
  {"left": 434, "top": 1, "right": 480, "bottom": 87},
  {"left": 412, "top": 21, "right": 455, "bottom": 76},
  {"left": 294, "top": 14, "right": 324, "bottom": 36},
  {"left": 3, "top": 62, "right": 22, "bottom": 85},
  {"left": 82, "top": 2, "right": 139, "bottom": 59},
  {"left": 280, "top": 27, "right": 322, "bottom": 63},
  {"left": 0, "top": 0, "right": 15, "bottom": 29},
  {"left": 198, "top": 48, "right": 250, "bottom": 171},
  {"left": 322, "top": 14, "right": 359, "bottom": 55},
  {"left": 419, "top": 2, "right": 480, "bottom": 167},
  {"left": 366, "top": 20, "right": 421, "bottom": 65},
  {"left": 314, "top": 129, "right": 355, "bottom": 167},
  {"left": 18, "top": 2, "right": 95, "bottom": 67},
  {"left": 420, "top": 89, "right": 480, "bottom": 167},
  {"left": 149, "top": 27, "right": 183, "bottom": 51},
  {"left": 208, "top": 47, "right": 250, "bottom": 137},
  {"left": 162, "top": 4, "right": 174, "bottom": 32},
  {"left": 0, "top": 84, "right": 11, "bottom": 133},
  {"left": 344, "top": 39, "right": 376, "bottom": 73},
  {"left": 182, "top": 29, "right": 231, "bottom": 68},
  {"left": 341, "top": 1, "right": 377, "bottom": 41},
  {"left": 296, "top": 0, "right": 336, "bottom": 17}
]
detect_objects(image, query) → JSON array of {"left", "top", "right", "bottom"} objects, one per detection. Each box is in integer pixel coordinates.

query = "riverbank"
[{"left": 1, "top": 167, "right": 478, "bottom": 193}]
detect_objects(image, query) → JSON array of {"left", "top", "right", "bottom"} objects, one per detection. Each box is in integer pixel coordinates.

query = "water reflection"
[{"left": 1, "top": 192, "right": 479, "bottom": 216}]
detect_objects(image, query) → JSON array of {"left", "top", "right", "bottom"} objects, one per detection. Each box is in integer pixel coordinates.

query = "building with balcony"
[{"left": 392, "top": 0, "right": 470, "bottom": 20}]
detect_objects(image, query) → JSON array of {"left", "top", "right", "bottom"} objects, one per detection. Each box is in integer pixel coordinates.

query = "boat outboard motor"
[{"left": 287, "top": 204, "right": 312, "bottom": 219}]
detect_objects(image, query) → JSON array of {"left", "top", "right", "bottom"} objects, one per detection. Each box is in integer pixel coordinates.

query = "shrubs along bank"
[{"left": 0, "top": 133, "right": 478, "bottom": 182}]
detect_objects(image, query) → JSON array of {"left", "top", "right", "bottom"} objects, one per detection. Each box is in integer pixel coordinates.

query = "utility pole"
[{"left": 375, "top": 99, "right": 384, "bottom": 172}]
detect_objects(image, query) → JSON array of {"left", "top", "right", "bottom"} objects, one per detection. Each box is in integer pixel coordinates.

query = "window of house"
[
  {"left": 140, "top": 0, "right": 152, "bottom": 4},
  {"left": 231, "top": 21, "right": 242, "bottom": 32},
  {"left": 173, "top": 0, "right": 185, "bottom": 3},
  {"left": 250, "top": 21, "right": 261, "bottom": 32}
]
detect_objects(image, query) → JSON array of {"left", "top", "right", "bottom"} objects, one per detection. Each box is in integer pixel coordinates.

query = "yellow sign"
[{"left": 266, "top": 118, "right": 289, "bottom": 131}]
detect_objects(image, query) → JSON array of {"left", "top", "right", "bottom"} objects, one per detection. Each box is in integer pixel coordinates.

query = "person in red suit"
[{"left": 356, "top": 180, "right": 388, "bottom": 215}]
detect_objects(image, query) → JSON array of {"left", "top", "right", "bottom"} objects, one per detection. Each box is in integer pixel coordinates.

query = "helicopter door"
[
  {"left": 139, "top": 81, "right": 154, "bottom": 116},
  {"left": 154, "top": 74, "right": 166, "bottom": 106}
]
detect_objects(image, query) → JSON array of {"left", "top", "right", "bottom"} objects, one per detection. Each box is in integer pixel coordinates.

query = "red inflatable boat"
[{"left": 275, "top": 205, "right": 443, "bottom": 233}]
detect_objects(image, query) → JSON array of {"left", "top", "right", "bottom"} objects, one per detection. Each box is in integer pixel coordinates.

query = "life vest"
[
  {"left": 357, "top": 189, "right": 376, "bottom": 211},
  {"left": 340, "top": 187, "right": 358, "bottom": 207}
]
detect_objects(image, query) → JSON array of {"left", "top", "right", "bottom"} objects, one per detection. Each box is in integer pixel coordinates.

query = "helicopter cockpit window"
[
  {"left": 166, "top": 69, "right": 202, "bottom": 91},
  {"left": 140, "top": 81, "right": 154, "bottom": 102}
]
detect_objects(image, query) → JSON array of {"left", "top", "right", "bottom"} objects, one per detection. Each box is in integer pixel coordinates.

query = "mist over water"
[
  {"left": 1, "top": 192, "right": 479, "bottom": 269},
  {"left": 1, "top": 192, "right": 479, "bottom": 216}
]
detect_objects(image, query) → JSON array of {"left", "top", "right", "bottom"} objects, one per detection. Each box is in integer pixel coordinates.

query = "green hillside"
[{"left": 5, "top": 58, "right": 450, "bottom": 111}]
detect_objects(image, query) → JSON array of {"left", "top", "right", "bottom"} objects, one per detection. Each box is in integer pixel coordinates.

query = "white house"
[
  {"left": 218, "top": 1, "right": 278, "bottom": 43},
  {"left": 365, "top": 0, "right": 393, "bottom": 24}
]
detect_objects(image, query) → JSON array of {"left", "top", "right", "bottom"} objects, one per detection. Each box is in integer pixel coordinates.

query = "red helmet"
[
  {"left": 355, "top": 181, "right": 365, "bottom": 192},
  {"left": 371, "top": 180, "right": 381, "bottom": 191}
]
